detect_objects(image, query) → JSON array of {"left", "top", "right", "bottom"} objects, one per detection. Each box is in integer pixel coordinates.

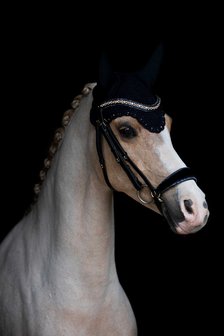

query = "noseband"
[{"left": 91, "top": 97, "right": 197, "bottom": 213}]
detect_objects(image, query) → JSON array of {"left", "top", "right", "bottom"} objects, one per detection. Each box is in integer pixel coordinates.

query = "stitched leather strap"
[{"left": 155, "top": 167, "right": 197, "bottom": 196}]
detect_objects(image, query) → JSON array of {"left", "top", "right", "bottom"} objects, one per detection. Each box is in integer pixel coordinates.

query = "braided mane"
[{"left": 32, "top": 83, "right": 93, "bottom": 205}]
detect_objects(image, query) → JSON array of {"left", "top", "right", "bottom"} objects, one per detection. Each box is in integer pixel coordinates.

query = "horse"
[{"left": 0, "top": 45, "right": 209, "bottom": 335}]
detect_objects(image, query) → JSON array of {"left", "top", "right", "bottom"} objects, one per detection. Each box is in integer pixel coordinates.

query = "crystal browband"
[{"left": 99, "top": 96, "right": 161, "bottom": 111}]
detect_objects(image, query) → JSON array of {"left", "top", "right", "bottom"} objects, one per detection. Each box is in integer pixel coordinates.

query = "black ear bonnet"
[{"left": 90, "top": 44, "right": 166, "bottom": 133}]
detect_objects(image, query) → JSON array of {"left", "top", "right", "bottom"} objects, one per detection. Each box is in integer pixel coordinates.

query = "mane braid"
[{"left": 28, "top": 83, "right": 93, "bottom": 211}]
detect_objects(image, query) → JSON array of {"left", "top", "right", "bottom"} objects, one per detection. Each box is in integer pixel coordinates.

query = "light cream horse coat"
[{"left": 0, "top": 84, "right": 209, "bottom": 335}]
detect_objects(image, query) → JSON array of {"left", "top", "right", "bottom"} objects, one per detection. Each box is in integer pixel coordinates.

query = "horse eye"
[{"left": 118, "top": 125, "right": 137, "bottom": 139}]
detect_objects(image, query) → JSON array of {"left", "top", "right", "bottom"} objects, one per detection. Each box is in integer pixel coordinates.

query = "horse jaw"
[{"left": 160, "top": 180, "right": 209, "bottom": 234}]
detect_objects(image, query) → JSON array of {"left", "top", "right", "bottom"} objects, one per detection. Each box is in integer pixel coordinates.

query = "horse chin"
[{"left": 160, "top": 201, "right": 185, "bottom": 234}]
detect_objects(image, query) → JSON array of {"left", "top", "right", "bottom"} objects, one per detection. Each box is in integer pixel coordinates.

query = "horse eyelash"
[{"left": 118, "top": 124, "right": 138, "bottom": 138}]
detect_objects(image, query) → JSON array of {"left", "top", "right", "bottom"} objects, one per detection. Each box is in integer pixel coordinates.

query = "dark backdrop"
[{"left": 1, "top": 3, "right": 222, "bottom": 335}]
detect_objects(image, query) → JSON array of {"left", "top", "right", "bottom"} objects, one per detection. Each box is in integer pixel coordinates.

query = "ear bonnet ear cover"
[{"left": 90, "top": 43, "right": 166, "bottom": 133}]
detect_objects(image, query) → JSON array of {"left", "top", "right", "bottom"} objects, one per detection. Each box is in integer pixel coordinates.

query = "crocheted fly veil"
[{"left": 90, "top": 43, "right": 165, "bottom": 132}]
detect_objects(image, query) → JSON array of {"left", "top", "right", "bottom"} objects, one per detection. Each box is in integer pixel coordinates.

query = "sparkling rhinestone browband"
[{"left": 99, "top": 96, "right": 161, "bottom": 111}]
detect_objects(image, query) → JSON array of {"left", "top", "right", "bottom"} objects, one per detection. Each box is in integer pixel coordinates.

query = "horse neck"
[{"left": 29, "top": 86, "right": 116, "bottom": 286}]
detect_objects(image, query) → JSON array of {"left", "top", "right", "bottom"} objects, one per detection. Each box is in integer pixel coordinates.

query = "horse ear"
[
  {"left": 138, "top": 42, "right": 164, "bottom": 87},
  {"left": 98, "top": 52, "right": 114, "bottom": 89}
]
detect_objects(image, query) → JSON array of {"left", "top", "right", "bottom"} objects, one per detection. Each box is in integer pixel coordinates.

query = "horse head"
[{"left": 90, "top": 44, "right": 209, "bottom": 234}]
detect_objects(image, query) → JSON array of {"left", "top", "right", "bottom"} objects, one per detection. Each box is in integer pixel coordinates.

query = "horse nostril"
[
  {"left": 203, "top": 201, "right": 208, "bottom": 209},
  {"left": 184, "top": 199, "right": 193, "bottom": 214},
  {"left": 203, "top": 214, "right": 209, "bottom": 224}
]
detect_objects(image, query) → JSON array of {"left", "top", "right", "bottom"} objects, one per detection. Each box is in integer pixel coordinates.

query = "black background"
[{"left": 1, "top": 3, "right": 222, "bottom": 335}]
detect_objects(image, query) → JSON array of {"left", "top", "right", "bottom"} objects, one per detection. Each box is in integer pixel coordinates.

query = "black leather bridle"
[{"left": 94, "top": 107, "right": 197, "bottom": 214}]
